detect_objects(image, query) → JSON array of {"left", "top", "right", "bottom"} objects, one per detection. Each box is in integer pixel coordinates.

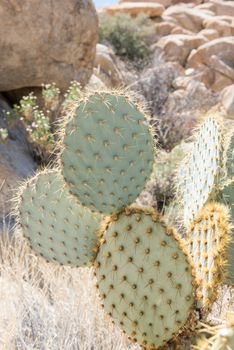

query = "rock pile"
[{"left": 101, "top": 0, "right": 234, "bottom": 92}]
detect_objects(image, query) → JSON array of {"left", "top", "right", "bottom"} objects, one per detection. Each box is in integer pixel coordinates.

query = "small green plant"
[
  {"left": 25, "top": 109, "right": 55, "bottom": 148},
  {"left": 42, "top": 83, "right": 60, "bottom": 112},
  {"left": 5, "top": 90, "right": 55, "bottom": 163},
  {"left": 5, "top": 82, "right": 82, "bottom": 164},
  {"left": 0, "top": 128, "right": 8, "bottom": 142},
  {"left": 63, "top": 81, "right": 81, "bottom": 104},
  {"left": 99, "top": 13, "right": 154, "bottom": 67}
]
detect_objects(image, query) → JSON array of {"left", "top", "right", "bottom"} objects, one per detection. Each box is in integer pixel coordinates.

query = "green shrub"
[
  {"left": 99, "top": 13, "right": 154, "bottom": 67},
  {"left": 5, "top": 82, "right": 81, "bottom": 164}
]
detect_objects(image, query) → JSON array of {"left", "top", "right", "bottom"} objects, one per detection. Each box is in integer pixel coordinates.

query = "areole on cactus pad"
[{"left": 59, "top": 91, "right": 155, "bottom": 215}]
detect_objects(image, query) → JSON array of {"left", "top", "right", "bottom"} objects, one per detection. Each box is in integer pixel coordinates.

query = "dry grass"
[
  {"left": 0, "top": 226, "right": 233, "bottom": 350},
  {"left": 0, "top": 231, "right": 140, "bottom": 350}
]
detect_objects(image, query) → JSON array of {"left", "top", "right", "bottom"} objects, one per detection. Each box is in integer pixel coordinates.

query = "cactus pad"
[
  {"left": 60, "top": 91, "right": 155, "bottom": 214},
  {"left": 17, "top": 170, "right": 102, "bottom": 267},
  {"left": 224, "top": 132, "right": 234, "bottom": 181},
  {"left": 178, "top": 116, "right": 223, "bottom": 227},
  {"left": 187, "top": 202, "right": 232, "bottom": 308},
  {"left": 219, "top": 183, "right": 234, "bottom": 284},
  {"left": 95, "top": 207, "right": 197, "bottom": 349}
]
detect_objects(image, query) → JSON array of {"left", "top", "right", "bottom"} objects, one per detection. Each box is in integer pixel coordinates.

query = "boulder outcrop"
[{"left": 0, "top": 0, "right": 98, "bottom": 92}]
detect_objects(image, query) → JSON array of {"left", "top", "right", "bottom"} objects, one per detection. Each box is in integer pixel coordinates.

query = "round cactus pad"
[
  {"left": 95, "top": 207, "right": 196, "bottom": 349},
  {"left": 61, "top": 92, "right": 154, "bottom": 214},
  {"left": 18, "top": 170, "right": 102, "bottom": 267},
  {"left": 180, "top": 116, "right": 223, "bottom": 227}
]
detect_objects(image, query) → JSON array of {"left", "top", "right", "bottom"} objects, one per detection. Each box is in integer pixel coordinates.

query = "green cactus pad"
[
  {"left": 187, "top": 203, "right": 232, "bottom": 308},
  {"left": 219, "top": 183, "right": 234, "bottom": 284},
  {"left": 95, "top": 207, "right": 197, "bottom": 349},
  {"left": 178, "top": 116, "right": 223, "bottom": 228},
  {"left": 17, "top": 169, "right": 103, "bottom": 267},
  {"left": 224, "top": 132, "right": 234, "bottom": 181},
  {"left": 60, "top": 91, "right": 155, "bottom": 214},
  {"left": 221, "top": 183, "right": 234, "bottom": 224}
]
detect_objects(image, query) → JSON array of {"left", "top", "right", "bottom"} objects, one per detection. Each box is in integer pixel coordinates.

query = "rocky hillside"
[{"left": 97, "top": 0, "right": 234, "bottom": 96}]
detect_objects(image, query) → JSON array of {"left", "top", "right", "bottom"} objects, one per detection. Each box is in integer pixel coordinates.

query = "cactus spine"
[{"left": 177, "top": 116, "right": 224, "bottom": 228}]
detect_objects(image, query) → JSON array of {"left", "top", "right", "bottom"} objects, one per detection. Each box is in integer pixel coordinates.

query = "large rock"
[
  {"left": 154, "top": 34, "right": 207, "bottom": 66},
  {"left": 131, "top": 62, "right": 184, "bottom": 116},
  {"left": 220, "top": 84, "right": 234, "bottom": 119},
  {"left": 196, "top": 3, "right": 216, "bottom": 13},
  {"left": 102, "top": 2, "right": 165, "bottom": 17},
  {"left": 119, "top": 0, "right": 172, "bottom": 8},
  {"left": 172, "top": 0, "right": 202, "bottom": 4},
  {"left": 156, "top": 80, "right": 218, "bottom": 149},
  {"left": 173, "top": 67, "right": 214, "bottom": 89},
  {"left": 0, "top": 0, "right": 98, "bottom": 92},
  {"left": 86, "top": 74, "right": 107, "bottom": 90},
  {"left": 210, "top": 0, "right": 234, "bottom": 17},
  {"left": 162, "top": 5, "right": 214, "bottom": 32},
  {"left": 187, "top": 37, "right": 234, "bottom": 91},
  {"left": 0, "top": 95, "right": 36, "bottom": 229},
  {"left": 203, "top": 17, "right": 234, "bottom": 37},
  {"left": 199, "top": 28, "right": 219, "bottom": 41},
  {"left": 94, "top": 44, "right": 123, "bottom": 87},
  {"left": 155, "top": 21, "right": 176, "bottom": 36}
]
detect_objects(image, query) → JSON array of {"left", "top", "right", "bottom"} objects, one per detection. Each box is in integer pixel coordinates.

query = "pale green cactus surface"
[
  {"left": 95, "top": 207, "right": 196, "bottom": 349},
  {"left": 178, "top": 116, "right": 223, "bottom": 228},
  {"left": 60, "top": 92, "right": 155, "bottom": 214},
  {"left": 17, "top": 169, "right": 102, "bottom": 267}
]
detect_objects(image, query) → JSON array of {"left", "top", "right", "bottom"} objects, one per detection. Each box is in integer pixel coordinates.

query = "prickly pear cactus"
[
  {"left": 16, "top": 169, "right": 103, "bottom": 267},
  {"left": 187, "top": 202, "right": 232, "bottom": 309},
  {"left": 177, "top": 116, "right": 223, "bottom": 228},
  {"left": 95, "top": 207, "right": 197, "bottom": 349},
  {"left": 60, "top": 91, "right": 155, "bottom": 214}
]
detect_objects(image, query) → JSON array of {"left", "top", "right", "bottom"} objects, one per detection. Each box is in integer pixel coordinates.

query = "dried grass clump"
[{"left": 0, "top": 231, "right": 140, "bottom": 350}]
